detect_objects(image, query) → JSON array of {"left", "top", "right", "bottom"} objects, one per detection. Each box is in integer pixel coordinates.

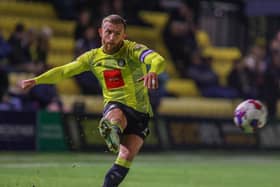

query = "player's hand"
[
  {"left": 20, "top": 79, "right": 36, "bottom": 90},
  {"left": 137, "top": 72, "right": 158, "bottom": 89}
]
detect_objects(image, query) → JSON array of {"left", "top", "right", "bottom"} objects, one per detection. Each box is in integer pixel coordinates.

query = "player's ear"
[
  {"left": 123, "top": 33, "right": 127, "bottom": 39},
  {"left": 98, "top": 28, "right": 103, "bottom": 38}
]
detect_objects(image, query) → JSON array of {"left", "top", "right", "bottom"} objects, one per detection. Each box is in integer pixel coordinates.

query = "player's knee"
[{"left": 105, "top": 109, "right": 127, "bottom": 129}]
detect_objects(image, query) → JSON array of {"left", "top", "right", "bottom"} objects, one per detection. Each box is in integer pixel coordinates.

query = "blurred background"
[{"left": 1, "top": 0, "right": 280, "bottom": 152}]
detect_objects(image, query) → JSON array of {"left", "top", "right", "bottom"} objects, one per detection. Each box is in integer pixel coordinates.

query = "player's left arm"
[{"left": 138, "top": 51, "right": 165, "bottom": 89}]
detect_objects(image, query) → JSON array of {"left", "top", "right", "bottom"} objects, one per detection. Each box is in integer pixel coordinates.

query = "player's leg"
[
  {"left": 103, "top": 134, "right": 144, "bottom": 187},
  {"left": 98, "top": 107, "right": 127, "bottom": 153}
]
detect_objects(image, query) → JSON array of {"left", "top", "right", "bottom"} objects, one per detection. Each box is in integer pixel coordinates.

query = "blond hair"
[{"left": 102, "top": 14, "right": 127, "bottom": 30}]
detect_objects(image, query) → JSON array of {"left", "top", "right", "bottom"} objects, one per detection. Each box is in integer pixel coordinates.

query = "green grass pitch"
[{"left": 0, "top": 151, "right": 279, "bottom": 187}]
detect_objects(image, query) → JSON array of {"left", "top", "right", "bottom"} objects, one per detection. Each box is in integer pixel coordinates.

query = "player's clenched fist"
[{"left": 21, "top": 79, "right": 36, "bottom": 90}]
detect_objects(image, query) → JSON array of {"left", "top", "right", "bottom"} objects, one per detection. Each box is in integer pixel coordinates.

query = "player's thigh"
[
  {"left": 104, "top": 108, "right": 127, "bottom": 128},
  {"left": 118, "top": 134, "right": 144, "bottom": 161}
]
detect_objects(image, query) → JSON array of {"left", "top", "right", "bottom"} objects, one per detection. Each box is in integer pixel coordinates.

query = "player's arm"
[
  {"left": 21, "top": 51, "right": 92, "bottom": 90},
  {"left": 136, "top": 47, "right": 165, "bottom": 89},
  {"left": 143, "top": 51, "right": 165, "bottom": 74},
  {"left": 21, "top": 62, "right": 87, "bottom": 90}
]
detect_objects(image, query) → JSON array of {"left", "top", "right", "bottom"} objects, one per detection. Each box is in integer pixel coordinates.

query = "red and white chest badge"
[{"left": 103, "top": 69, "right": 125, "bottom": 89}]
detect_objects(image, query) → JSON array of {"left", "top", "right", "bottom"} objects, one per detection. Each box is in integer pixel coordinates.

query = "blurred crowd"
[
  {"left": 1, "top": 0, "right": 280, "bottom": 118},
  {"left": 0, "top": 23, "right": 61, "bottom": 112},
  {"left": 163, "top": 0, "right": 280, "bottom": 118}
]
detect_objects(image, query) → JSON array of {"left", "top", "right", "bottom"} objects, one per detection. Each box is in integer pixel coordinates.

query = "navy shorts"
[{"left": 103, "top": 101, "right": 150, "bottom": 140}]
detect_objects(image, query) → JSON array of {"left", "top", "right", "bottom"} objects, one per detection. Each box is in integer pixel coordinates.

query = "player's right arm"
[
  {"left": 21, "top": 51, "right": 93, "bottom": 90},
  {"left": 21, "top": 79, "right": 36, "bottom": 90}
]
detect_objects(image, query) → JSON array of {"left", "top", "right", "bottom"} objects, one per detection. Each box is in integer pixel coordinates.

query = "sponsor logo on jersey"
[{"left": 103, "top": 69, "right": 125, "bottom": 89}]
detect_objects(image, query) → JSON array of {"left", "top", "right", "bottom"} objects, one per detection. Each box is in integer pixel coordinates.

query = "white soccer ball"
[{"left": 233, "top": 99, "right": 267, "bottom": 133}]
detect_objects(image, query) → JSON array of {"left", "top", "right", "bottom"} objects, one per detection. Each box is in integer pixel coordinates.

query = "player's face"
[{"left": 99, "top": 21, "right": 126, "bottom": 54}]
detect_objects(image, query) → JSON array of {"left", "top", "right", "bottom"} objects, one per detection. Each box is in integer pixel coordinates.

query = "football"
[{"left": 233, "top": 99, "right": 267, "bottom": 133}]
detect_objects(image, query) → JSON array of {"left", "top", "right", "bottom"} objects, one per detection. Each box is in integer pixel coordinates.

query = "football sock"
[
  {"left": 115, "top": 157, "right": 131, "bottom": 168},
  {"left": 102, "top": 163, "right": 130, "bottom": 187},
  {"left": 103, "top": 158, "right": 131, "bottom": 187}
]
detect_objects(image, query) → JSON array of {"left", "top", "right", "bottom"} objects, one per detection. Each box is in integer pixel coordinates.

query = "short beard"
[{"left": 103, "top": 41, "right": 123, "bottom": 54}]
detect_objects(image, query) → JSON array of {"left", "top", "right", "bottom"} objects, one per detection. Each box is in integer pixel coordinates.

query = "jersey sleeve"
[
  {"left": 35, "top": 50, "right": 92, "bottom": 84},
  {"left": 129, "top": 42, "right": 165, "bottom": 74}
]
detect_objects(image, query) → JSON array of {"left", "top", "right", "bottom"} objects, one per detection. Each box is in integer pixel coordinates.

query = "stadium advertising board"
[
  {"left": 63, "top": 114, "right": 161, "bottom": 151},
  {"left": 1, "top": 111, "right": 280, "bottom": 151},
  {"left": 258, "top": 120, "right": 280, "bottom": 148},
  {"left": 0, "top": 111, "right": 36, "bottom": 150},
  {"left": 37, "top": 111, "right": 67, "bottom": 151},
  {"left": 162, "top": 116, "right": 280, "bottom": 150}
]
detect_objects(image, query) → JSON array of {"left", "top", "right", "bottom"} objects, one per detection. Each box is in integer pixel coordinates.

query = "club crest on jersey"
[{"left": 118, "top": 59, "right": 126, "bottom": 67}]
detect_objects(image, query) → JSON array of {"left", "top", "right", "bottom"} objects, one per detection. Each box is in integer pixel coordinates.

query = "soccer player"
[{"left": 21, "top": 14, "right": 165, "bottom": 187}]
